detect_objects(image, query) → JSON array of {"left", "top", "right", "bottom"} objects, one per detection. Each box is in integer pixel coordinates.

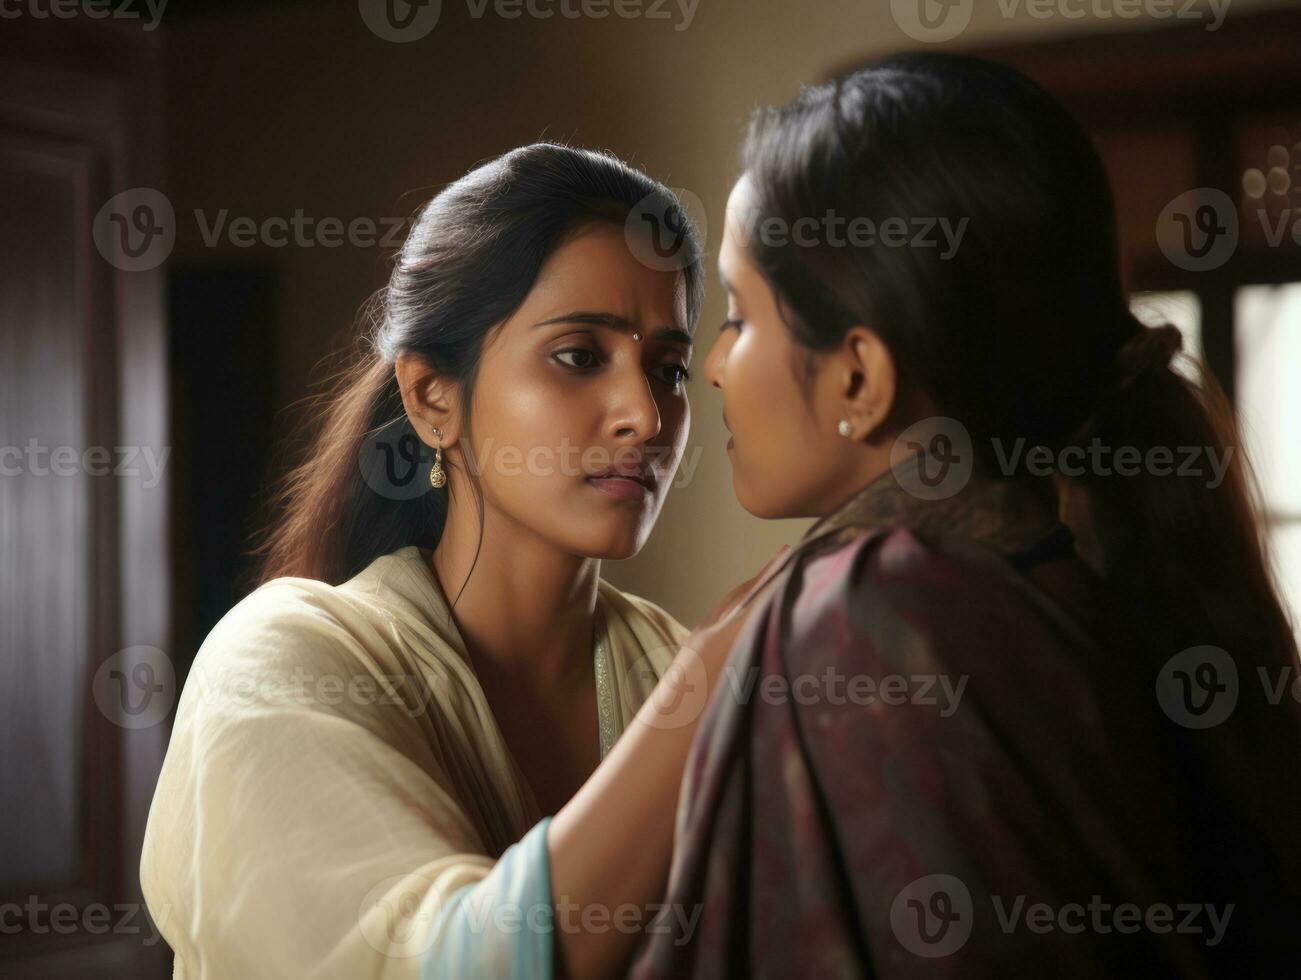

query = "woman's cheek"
[{"left": 729, "top": 337, "right": 761, "bottom": 415}]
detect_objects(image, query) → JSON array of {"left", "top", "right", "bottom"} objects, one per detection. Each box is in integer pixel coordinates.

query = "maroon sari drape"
[{"left": 630, "top": 456, "right": 1301, "bottom": 978}]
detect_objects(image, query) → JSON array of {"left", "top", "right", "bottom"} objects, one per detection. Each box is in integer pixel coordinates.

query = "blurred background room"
[{"left": 2, "top": 0, "right": 1299, "bottom": 973}]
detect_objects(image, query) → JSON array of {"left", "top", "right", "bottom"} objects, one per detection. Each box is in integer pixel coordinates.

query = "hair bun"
[{"left": 1112, "top": 322, "right": 1182, "bottom": 384}]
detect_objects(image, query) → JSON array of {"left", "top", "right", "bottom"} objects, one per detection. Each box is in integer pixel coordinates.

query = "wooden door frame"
[{"left": 1, "top": 15, "right": 170, "bottom": 976}]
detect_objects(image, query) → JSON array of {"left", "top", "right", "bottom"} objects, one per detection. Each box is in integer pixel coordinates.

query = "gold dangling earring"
[{"left": 429, "top": 428, "right": 447, "bottom": 489}]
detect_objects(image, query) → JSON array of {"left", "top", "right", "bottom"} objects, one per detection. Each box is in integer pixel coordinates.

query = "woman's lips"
[{"left": 586, "top": 476, "right": 651, "bottom": 501}]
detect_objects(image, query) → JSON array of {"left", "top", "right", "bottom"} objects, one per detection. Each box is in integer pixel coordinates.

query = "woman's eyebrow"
[{"left": 532, "top": 311, "right": 693, "bottom": 346}]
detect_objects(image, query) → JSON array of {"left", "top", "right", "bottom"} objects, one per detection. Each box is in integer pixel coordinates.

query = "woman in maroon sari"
[{"left": 631, "top": 53, "right": 1301, "bottom": 977}]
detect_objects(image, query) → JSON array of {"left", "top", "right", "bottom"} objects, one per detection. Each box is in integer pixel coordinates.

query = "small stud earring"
[
  {"left": 632, "top": 331, "right": 643, "bottom": 342},
  {"left": 429, "top": 428, "right": 447, "bottom": 489},
  {"left": 838, "top": 419, "right": 854, "bottom": 439}
]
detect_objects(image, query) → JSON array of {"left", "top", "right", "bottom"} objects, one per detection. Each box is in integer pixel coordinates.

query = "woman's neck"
[{"left": 430, "top": 500, "right": 601, "bottom": 692}]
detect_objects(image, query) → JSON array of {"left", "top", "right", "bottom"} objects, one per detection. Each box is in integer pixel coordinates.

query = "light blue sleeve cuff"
[{"left": 421, "top": 816, "right": 555, "bottom": 980}]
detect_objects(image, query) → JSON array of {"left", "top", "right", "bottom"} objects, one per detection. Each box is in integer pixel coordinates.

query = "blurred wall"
[{"left": 164, "top": 0, "right": 1293, "bottom": 625}]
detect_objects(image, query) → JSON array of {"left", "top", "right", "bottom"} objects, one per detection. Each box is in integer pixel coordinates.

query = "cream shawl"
[{"left": 140, "top": 545, "right": 687, "bottom": 978}]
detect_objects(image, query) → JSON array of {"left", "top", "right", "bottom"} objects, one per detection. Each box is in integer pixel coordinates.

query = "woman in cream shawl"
[
  {"left": 143, "top": 545, "right": 684, "bottom": 978},
  {"left": 140, "top": 144, "right": 784, "bottom": 980}
]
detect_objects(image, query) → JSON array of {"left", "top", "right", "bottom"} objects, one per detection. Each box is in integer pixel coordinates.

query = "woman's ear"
[
  {"left": 394, "top": 353, "right": 462, "bottom": 448},
  {"left": 836, "top": 325, "right": 897, "bottom": 444}
]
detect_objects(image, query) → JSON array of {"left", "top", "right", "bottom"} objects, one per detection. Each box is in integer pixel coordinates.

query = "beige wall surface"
[{"left": 166, "top": 0, "right": 1292, "bottom": 624}]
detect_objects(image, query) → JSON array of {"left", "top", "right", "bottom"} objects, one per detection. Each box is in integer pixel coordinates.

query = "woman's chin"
[
  {"left": 563, "top": 522, "right": 651, "bottom": 562},
  {"left": 573, "top": 541, "right": 641, "bottom": 562},
  {"left": 734, "top": 475, "right": 799, "bottom": 521}
]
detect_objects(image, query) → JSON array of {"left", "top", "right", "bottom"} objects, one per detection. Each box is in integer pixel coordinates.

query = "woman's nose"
[
  {"left": 704, "top": 332, "right": 731, "bottom": 390},
  {"left": 607, "top": 368, "right": 663, "bottom": 442}
]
